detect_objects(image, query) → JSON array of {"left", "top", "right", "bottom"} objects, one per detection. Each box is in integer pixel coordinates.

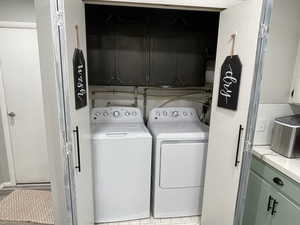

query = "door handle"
[
  {"left": 8, "top": 112, "right": 16, "bottom": 117},
  {"left": 271, "top": 199, "right": 278, "bottom": 215},
  {"left": 267, "top": 195, "right": 273, "bottom": 212},
  {"left": 235, "top": 125, "right": 244, "bottom": 167},
  {"left": 73, "top": 126, "right": 81, "bottom": 173}
]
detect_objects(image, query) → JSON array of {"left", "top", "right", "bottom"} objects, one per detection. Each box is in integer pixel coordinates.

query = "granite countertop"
[{"left": 252, "top": 146, "right": 300, "bottom": 184}]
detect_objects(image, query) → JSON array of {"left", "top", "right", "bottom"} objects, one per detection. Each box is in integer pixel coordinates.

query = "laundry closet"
[{"left": 34, "top": 1, "right": 271, "bottom": 225}]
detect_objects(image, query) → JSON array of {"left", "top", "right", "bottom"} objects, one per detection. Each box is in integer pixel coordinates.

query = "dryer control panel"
[
  {"left": 148, "top": 107, "right": 199, "bottom": 123},
  {"left": 91, "top": 107, "right": 143, "bottom": 123}
]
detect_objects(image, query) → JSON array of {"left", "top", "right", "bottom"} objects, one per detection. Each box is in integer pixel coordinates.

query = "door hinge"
[
  {"left": 259, "top": 23, "right": 269, "bottom": 39},
  {"left": 56, "top": 10, "right": 64, "bottom": 27},
  {"left": 64, "top": 141, "right": 73, "bottom": 156}
]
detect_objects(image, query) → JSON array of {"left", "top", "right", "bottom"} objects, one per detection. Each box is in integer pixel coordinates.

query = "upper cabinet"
[
  {"left": 83, "top": 0, "right": 244, "bottom": 10},
  {"left": 289, "top": 41, "right": 300, "bottom": 104}
]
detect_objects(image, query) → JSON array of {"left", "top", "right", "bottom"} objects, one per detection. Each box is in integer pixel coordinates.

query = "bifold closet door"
[
  {"left": 201, "top": 1, "right": 265, "bottom": 225},
  {"left": 35, "top": 0, "right": 94, "bottom": 225}
]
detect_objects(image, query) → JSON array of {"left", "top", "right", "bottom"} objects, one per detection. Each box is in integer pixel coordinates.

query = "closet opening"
[{"left": 85, "top": 4, "right": 220, "bottom": 225}]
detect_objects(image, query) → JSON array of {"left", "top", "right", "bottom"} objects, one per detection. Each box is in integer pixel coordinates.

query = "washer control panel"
[
  {"left": 148, "top": 107, "right": 199, "bottom": 122},
  {"left": 91, "top": 107, "right": 143, "bottom": 123}
]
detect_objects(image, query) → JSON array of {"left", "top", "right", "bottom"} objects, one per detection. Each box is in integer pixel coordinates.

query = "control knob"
[
  {"left": 113, "top": 111, "right": 121, "bottom": 117},
  {"left": 172, "top": 111, "right": 179, "bottom": 118}
]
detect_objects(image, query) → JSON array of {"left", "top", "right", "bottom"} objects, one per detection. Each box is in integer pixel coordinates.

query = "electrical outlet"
[{"left": 256, "top": 120, "right": 267, "bottom": 132}]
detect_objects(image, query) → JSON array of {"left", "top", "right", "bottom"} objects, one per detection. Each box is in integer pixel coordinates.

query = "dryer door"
[{"left": 160, "top": 142, "right": 207, "bottom": 189}]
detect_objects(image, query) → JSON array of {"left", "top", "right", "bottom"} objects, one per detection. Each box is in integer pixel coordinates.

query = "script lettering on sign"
[{"left": 217, "top": 55, "right": 242, "bottom": 110}]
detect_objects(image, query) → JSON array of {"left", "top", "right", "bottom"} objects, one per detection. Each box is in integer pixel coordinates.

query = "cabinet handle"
[
  {"left": 291, "top": 89, "right": 295, "bottom": 97},
  {"left": 271, "top": 200, "right": 278, "bottom": 215},
  {"left": 267, "top": 195, "right": 273, "bottom": 212},
  {"left": 273, "top": 177, "right": 284, "bottom": 186},
  {"left": 235, "top": 125, "right": 244, "bottom": 167},
  {"left": 73, "top": 126, "right": 81, "bottom": 172}
]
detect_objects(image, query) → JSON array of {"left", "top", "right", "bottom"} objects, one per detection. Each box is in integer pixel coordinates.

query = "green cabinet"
[
  {"left": 242, "top": 157, "right": 300, "bottom": 225},
  {"left": 271, "top": 191, "right": 300, "bottom": 225}
]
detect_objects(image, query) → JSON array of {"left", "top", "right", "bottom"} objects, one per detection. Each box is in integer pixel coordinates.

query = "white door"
[
  {"left": 201, "top": 0, "right": 266, "bottom": 225},
  {"left": 0, "top": 27, "right": 50, "bottom": 184}
]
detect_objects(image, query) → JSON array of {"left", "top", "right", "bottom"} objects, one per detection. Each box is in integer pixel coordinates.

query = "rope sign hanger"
[
  {"left": 217, "top": 32, "right": 242, "bottom": 110},
  {"left": 231, "top": 33, "right": 237, "bottom": 57}
]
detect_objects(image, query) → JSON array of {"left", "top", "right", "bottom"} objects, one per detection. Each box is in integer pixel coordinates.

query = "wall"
[
  {"left": 254, "top": 0, "right": 300, "bottom": 145},
  {"left": 0, "top": 0, "right": 35, "bottom": 23},
  {"left": 90, "top": 85, "right": 212, "bottom": 124},
  {"left": 259, "top": 0, "right": 300, "bottom": 104},
  {"left": 0, "top": 0, "right": 35, "bottom": 186}
]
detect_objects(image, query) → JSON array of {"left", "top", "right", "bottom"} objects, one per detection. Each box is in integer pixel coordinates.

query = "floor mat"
[{"left": 0, "top": 190, "right": 54, "bottom": 224}]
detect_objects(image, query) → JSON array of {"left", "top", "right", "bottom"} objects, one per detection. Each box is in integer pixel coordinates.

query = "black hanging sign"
[
  {"left": 217, "top": 55, "right": 242, "bottom": 110},
  {"left": 73, "top": 48, "right": 87, "bottom": 110}
]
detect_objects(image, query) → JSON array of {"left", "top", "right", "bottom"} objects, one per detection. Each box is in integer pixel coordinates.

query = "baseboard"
[
  {"left": 1, "top": 182, "right": 51, "bottom": 191},
  {"left": 0, "top": 182, "right": 13, "bottom": 190}
]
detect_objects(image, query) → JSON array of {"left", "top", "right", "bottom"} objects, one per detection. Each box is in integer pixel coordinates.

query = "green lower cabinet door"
[
  {"left": 243, "top": 171, "right": 272, "bottom": 225},
  {"left": 271, "top": 190, "right": 300, "bottom": 225}
]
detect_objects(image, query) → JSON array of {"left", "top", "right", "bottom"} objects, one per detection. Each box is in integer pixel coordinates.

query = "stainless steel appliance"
[{"left": 271, "top": 115, "right": 300, "bottom": 158}]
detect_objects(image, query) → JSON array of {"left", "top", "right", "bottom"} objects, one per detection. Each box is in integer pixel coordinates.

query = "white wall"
[
  {"left": 259, "top": 0, "right": 300, "bottom": 104},
  {"left": 90, "top": 86, "right": 212, "bottom": 123},
  {"left": 0, "top": 0, "right": 35, "bottom": 23},
  {"left": 254, "top": 0, "right": 300, "bottom": 145}
]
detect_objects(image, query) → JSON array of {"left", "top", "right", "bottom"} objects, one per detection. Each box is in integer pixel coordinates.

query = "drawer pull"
[
  {"left": 273, "top": 177, "right": 284, "bottom": 186},
  {"left": 271, "top": 200, "right": 278, "bottom": 215},
  {"left": 267, "top": 195, "right": 273, "bottom": 212}
]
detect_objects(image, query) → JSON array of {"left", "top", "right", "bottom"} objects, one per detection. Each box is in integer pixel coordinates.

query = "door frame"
[
  {"left": 0, "top": 21, "right": 38, "bottom": 187},
  {"left": 233, "top": 0, "right": 274, "bottom": 224}
]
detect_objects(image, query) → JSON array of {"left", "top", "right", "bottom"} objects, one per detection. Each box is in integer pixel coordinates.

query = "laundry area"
[
  {"left": 35, "top": 0, "right": 264, "bottom": 225},
  {"left": 1, "top": 0, "right": 300, "bottom": 225}
]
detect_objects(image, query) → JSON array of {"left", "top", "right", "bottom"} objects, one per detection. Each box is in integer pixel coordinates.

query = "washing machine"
[
  {"left": 91, "top": 107, "right": 152, "bottom": 223},
  {"left": 147, "top": 107, "right": 209, "bottom": 218}
]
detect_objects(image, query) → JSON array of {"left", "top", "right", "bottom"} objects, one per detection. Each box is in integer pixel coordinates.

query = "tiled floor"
[
  {"left": 99, "top": 216, "right": 201, "bottom": 225},
  {"left": 0, "top": 188, "right": 51, "bottom": 225}
]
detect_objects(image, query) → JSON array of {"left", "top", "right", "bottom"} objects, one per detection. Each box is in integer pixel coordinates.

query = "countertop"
[{"left": 252, "top": 146, "right": 300, "bottom": 184}]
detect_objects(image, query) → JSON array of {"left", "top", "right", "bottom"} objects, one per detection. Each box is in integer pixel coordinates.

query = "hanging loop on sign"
[
  {"left": 75, "top": 25, "right": 80, "bottom": 49},
  {"left": 231, "top": 33, "right": 237, "bottom": 57}
]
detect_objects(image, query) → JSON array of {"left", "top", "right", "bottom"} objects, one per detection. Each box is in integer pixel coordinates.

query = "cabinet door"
[
  {"left": 200, "top": 0, "right": 265, "bottom": 224},
  {"left": 271, "top": 191, "right": 300, "bottom": 225},
  {"left": 242, "top": 172, "right": 272, "bottom": 225}
]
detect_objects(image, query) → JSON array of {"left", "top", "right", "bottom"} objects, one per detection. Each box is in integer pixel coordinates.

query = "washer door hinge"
[
  {"left": 56, "top": 10, "right": 64, "bottom": 27},
  {"left": 260, "top": 23, "right": 269, "bottom": 39}
]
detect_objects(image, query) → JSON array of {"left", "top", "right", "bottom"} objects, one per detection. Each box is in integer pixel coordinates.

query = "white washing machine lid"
[
  {"left": 92, "top": 122, "right": 151, "bottom": 139},
  {"left": 148, "top": 121, "right": 209, "bottom": 140}
]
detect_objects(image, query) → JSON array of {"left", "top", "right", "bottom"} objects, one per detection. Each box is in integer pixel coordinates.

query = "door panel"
[
  {"left": 62, "top": 0, "right": 94, "bottom": 225},
  {"left": 0, "top": 28, "right": 49, "bottom": 183},
  {"left": 271, "top": 191, "right": 300, "bottom": 225},
  {"left": 160, "top": 142, "right": 206, "bottom": 188},
  {"left": 242, "top": 172, "right": 272, "bottom": 225},
  {"left": 201, "top": 1, "right": 264, "bottom": 225}
]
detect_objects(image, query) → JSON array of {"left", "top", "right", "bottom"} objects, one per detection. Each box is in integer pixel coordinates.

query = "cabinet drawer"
[{"left": 251, "top": 156, "right": 300, "bottom": 206}]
